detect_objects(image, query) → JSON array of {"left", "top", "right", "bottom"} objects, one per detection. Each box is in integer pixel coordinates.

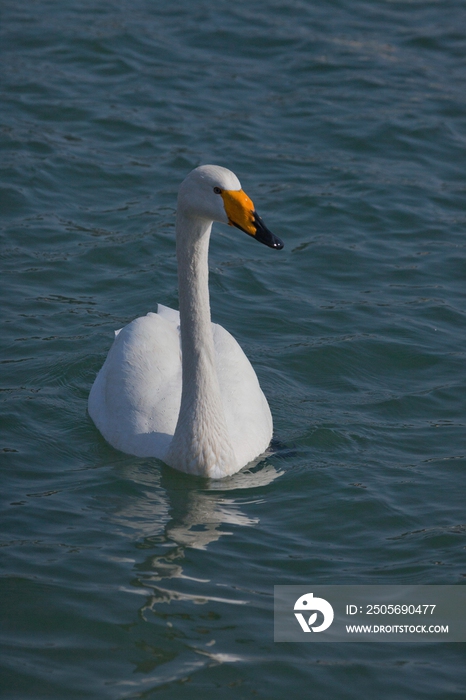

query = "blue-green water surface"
[{"left": 1, "top": 1, "right": 466, "bottom": 697}]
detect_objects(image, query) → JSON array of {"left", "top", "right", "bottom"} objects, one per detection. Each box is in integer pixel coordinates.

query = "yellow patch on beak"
[{"left": 221, "top": 189, "right": 256, "bottom": 236}]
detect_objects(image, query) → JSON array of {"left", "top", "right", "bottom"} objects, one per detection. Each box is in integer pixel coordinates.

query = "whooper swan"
[{"left": 88, "top": 165, "right": 284, "bottom": 478}]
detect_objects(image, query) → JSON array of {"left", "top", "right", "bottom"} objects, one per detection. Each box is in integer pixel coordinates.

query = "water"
[{"left": 1, "top": 0, "right": 466, "bottom": 697}]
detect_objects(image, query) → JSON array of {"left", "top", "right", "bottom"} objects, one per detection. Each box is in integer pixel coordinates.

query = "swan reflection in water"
[
  {"left": 108, "top": 457, "right": 283, "bottom": 561},
  {"left": 99, "top": 458, "right": 284, "bottom": 686}
]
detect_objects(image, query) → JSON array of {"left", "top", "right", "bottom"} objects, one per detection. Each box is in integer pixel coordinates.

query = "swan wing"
[
  {"left": 213, "top": 323, "right": 273, "bottom": 467},
  {"left": 88, "top": 310, "right": 181, "bottom": 459}
]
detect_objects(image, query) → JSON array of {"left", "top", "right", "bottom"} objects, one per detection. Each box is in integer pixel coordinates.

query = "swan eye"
[{"left": 213, "top": 187, "right": 222, "bottom": 194}]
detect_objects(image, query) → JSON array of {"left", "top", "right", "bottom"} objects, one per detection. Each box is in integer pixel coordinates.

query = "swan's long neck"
[{"left": 166, "top": 210, "right": 237, "bottom": 477}]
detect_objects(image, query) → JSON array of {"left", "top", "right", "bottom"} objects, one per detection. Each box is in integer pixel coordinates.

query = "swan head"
[{"left": 177, "top": 165, "right": 284, "bottom": 250}]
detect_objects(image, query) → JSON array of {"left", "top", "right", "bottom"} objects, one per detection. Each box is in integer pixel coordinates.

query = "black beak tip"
[
  {"left": 271, "top": 236, "right": 284, "bottom": 250},
  {"left": 253, "top": 212, "right": 284, "bottom": 250}
]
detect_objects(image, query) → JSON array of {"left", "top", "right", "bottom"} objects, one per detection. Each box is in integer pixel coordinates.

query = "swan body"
[{"left": 88, "top": 165, "right": 283, "bottom": 478}]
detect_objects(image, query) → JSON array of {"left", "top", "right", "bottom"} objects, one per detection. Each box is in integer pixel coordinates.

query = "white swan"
[{"left": 88, "top": 165, "right": 283, "bottom": 478}]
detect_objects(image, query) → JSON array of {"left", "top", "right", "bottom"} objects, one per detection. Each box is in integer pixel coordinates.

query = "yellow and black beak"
[{"left": 220, "top": 189, "right": 284, "bottom": 250}]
